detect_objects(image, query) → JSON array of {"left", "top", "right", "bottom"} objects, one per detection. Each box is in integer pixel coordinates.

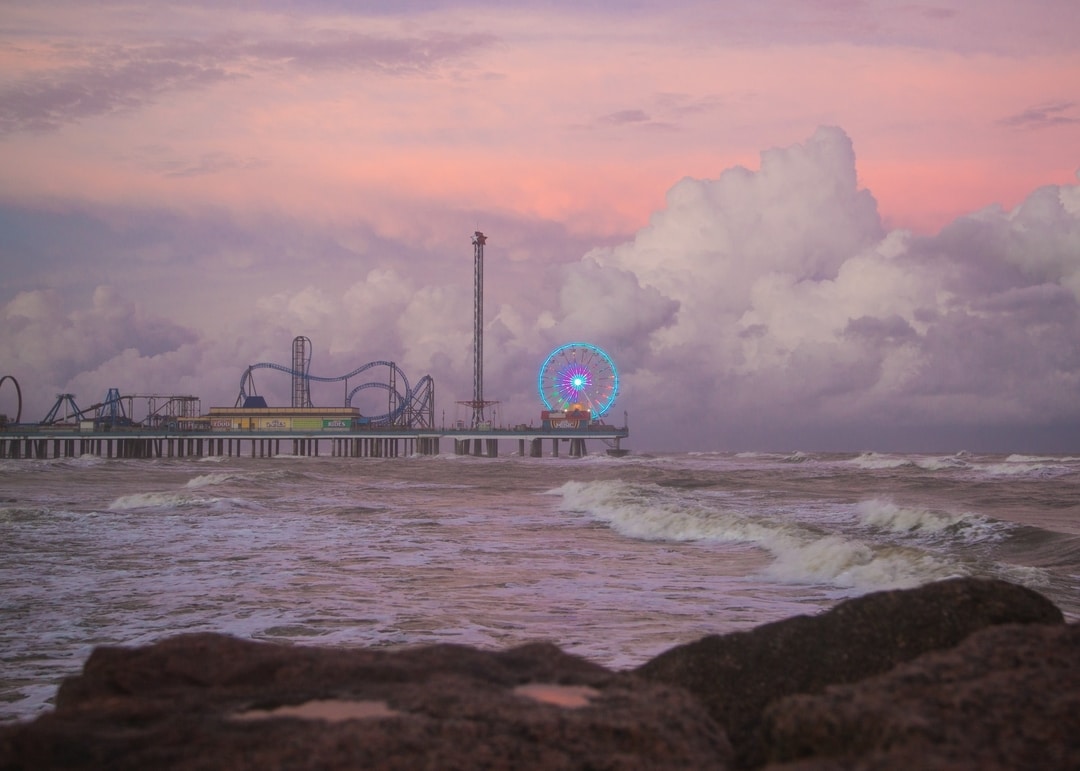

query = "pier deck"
[{"left": 0, "top": 426, "right": 630, "bottom": 460}]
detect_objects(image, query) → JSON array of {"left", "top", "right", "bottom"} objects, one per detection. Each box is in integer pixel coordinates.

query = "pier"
[
  {"left": 0, "top": 234, "right": 632, "bottom": 462},
  {"left": 0, "top": 425, "right": 630, "bottom": 461}
]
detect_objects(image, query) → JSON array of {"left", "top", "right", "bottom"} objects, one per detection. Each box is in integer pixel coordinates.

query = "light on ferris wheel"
[{"left": 537, "top": 342, "right": 619, "bottom": 417}]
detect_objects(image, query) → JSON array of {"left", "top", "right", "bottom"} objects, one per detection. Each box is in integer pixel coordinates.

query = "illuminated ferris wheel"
[{"left": 537, "top": 342, "right": 619, "bottom": 417}]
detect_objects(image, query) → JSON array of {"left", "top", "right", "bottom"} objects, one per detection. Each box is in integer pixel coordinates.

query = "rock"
[
  {"left": 634, "top": 578, "right": 1063, "bottom": 768},
  {"left": 0, "top": 633, "right": 733, "bottom": 770},
  {"left": 761, "top": 621, "right": 1080, "bottom": 770}
]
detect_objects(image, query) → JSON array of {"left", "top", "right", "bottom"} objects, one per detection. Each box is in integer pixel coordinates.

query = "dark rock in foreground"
[
  {"left": 762, "top": 621, "right": 1080, "bottom": 770},
  {"left": 634, "top": 577, "right": 1063, "bottom": 768},
  {"left": 1, "top": 578, "right": 1071, "bottom": 770},
  {"left": 0, "top": 635, "right": 731, "bottom": 770}
]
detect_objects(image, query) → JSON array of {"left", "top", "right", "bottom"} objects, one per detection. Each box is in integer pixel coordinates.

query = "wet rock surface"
[
  {"left": 0, "top": 634, "right": 732, "bottom": 770},
  {"left": 761, "top": 621, "right": 1080, "bottom": 770},
  {"left": 634, "top": 577, "right": 1064, "bottom": 768},
  {"left": 1, "top": 578, "right": 1073, "bottom": 770}
]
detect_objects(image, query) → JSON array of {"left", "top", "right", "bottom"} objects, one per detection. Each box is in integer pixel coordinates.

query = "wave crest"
[{"left": 551, "top": 480, "right": 965, "bottom": 591}]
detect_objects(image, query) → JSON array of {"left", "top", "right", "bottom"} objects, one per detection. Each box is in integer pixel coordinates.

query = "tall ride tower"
[
  {"left": 459, "top": 231, "right": 498, "bottom": 429},
  {"left": 472, "top": 231, "right": 486, "bottom": 427}
]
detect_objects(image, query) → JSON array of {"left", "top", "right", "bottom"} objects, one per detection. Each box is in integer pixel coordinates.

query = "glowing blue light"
[{"left": 537, "top": 342, "right": 619, "bottom": 416}]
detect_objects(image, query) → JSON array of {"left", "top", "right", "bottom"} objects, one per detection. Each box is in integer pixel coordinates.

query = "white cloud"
[{"left": 564, "top": 126, "right": 1080, "bottom": 449}]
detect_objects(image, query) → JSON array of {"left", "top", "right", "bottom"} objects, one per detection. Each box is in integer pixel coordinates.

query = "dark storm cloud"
[
  {"left": 843, "top": 314, "right": 918, "bottom": 344},
  {"left": 163, "top": 152, "right": 266, "bottom": 178},
  {"left": 599, "top": 109, "right": 651, "bottom": 125},
  {"left": 972, "top": 283, "right": 1076, "bottom": 321},
  {"left": 0, "top": 30, "right": 496, "bottom": 135},
  {"left": 998, "top": 101, "right": 1080, "bottom": 129},
  {"left": 593, "top": 108, "right": 678, "bottom": 133},
  {"left": 246, "top": 31, "right": 497, "bottom": 73},
  {"left": 0, "top": 56, "right": 232, "bottom": 134}
]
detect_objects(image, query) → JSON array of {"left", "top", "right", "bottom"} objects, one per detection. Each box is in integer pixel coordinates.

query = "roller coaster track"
[
  {"left": 235, "top": 361, "right": 435, "bottom": 428},
  {"left": 35, "top": 390, "right": 201, "bottom": 427},
  {"left": 0, "top": 375, "right": 21, "bottom": 424}
]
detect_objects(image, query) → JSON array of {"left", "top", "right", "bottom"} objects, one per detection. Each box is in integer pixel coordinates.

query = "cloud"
[
  {"left": 997, "top": 101, "right": 1080, "bottom": 129},
  {"left": 163, "top": 152, "right": 266, "bottom": 179},
  {"left": 599, "top": 109, "right": 651, "bottom": 125},
  {"left": 0, "top": 287, "right": 198, "bottom": 408},
  {"left": 0, "top": 53, "right": 234, "bottom": 135},
  {"left": 246, "top": 31, "right": 497, "bottom": 73},
  {"left": 0, "top": 28, "right": 496, "bottom": 135},
  {"left": 571, "top": 126, "right": 1080, "bottom": 449}
]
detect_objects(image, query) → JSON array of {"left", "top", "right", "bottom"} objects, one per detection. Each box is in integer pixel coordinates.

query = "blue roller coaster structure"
[
  {"left": 35, "top": 388, "right": 200, "bottom": 428},
  {"left": 234, "top": 336, "right": 435, "bottom": 428}
]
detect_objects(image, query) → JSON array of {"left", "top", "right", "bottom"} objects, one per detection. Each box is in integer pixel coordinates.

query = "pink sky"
[
  {"left": 3, "top": 2, "right": 1077, "bottom": 235},
  {"left": 2, "top": 1, "right": 1080, "bottom": 450}
]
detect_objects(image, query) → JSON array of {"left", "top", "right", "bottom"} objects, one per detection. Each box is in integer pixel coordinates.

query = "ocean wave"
[
  {"left": 108, "top": 491, "right": 208, "bottom": 510},
  {"left": 0, "top": 505, "right": 51, "bottom": 523},
  {"left": 1003, "top": 454, "right": 1079, "bottom": 463},
  {"left": 847, "top": 452, "right": 972, "bottom": 472},
  {"left": 846, "top": 452, "right": 913, "bottom": 470},
  {"left": 855, "top": 498, "right": 1003, "bottom": 542},
  {"left": 763, "top": 536, "right": 963, "bottom": 589},
  {"left": 550, "top": 480, "right": 964, "bottom": 591},
  {"left": 912, "top": 455, "right": 970, "bottom": 471},
  {"left": 185, "top": 471, "right": 254, "bottom": 489},
  {"left": 107, "top": 491, "right": 262, "bottom": 512},
  {"left": 990, "top": 561, "right": 1053, "bottom": 588},
  {"left": 52, "top": 455, "right": 108, "bottom": 469},
  {"left": 974, "top": 456, "right": 1077, "bottom": 477}
]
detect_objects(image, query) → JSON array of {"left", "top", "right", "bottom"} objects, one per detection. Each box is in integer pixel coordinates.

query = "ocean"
[{"left": 2, "top": 449, "right": 1078, "bottom": 724}]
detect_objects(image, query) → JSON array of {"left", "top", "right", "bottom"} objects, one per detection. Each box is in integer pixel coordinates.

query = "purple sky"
[{"left": 2, "top": 1, "right": 1079, "bottom": 452}]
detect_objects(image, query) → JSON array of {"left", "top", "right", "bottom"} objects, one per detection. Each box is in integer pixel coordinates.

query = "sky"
[{"left": 1, "top": 0, "right": 1079, "bottom": 453}]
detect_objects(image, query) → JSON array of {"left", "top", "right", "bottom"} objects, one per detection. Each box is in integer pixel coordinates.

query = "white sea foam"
[
  {"left": 1005, "top": 454, "right": 1064, "bottom": 463},
  {"left": 847, "top": 452, "right": 976, "bottom": 473},
  {"left": 551, "top": 480, "right": 963, "bottom": 591},
  {"left": 107, "top": 491, "right": 202, "bottom": 510},
  {"left": 976, "top": 461, "right": 1068, "bottom": 477},
  {"left": 991, "top": 562, "right": 1053, "bottom": 588},
  {"left": 856, "top": 498, "right": 977, "bottom": 535},
  {"left": 185, "top": 471, "right": 249, "bottom": 489},
  {"left": 106, "top": 490, "right": 259, "bottom": 511},
  {"left": 913, "top": 455, "right": 970, "bottom": 471},
  {"left": 763, "top": 536, "right": 962, "bottom": 589},
  {"left": 847, "top": 452, "right": 912, "bottom": 470}
]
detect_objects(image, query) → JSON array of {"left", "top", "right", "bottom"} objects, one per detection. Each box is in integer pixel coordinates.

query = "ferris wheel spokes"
[{"left": 537, "top": 342, "right": 619, "bottom": 418}]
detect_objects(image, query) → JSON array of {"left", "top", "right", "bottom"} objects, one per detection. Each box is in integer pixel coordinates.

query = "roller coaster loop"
[{"left": 235, "top": 360, "right": 435, "bottom": 428}]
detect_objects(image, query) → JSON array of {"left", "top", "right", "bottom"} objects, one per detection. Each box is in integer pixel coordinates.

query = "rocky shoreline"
[{"left": 2, "top": 577, "right": 1076, "bottom": 769}]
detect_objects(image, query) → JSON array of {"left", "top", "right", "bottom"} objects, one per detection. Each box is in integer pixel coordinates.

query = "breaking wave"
[
  {"left": 855, "top": 498, "right": 1004, "bottom": 542},
  {"left": 975, "top": 456, "right": 1077, "bottom": 478},
  {"left": 185, "top": 471, "right": 255, "bottom": 489},
  {"left": 550, "top": 479, "right": 962, "bottom": 591},
  {"left": 107, "top": 491, "right": 261, "bottom": 512}
]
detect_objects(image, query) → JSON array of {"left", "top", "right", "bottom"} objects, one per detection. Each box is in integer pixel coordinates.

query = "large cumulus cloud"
[{"left": 576, "top": 127, "right": 1080, "bottom": 450}]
